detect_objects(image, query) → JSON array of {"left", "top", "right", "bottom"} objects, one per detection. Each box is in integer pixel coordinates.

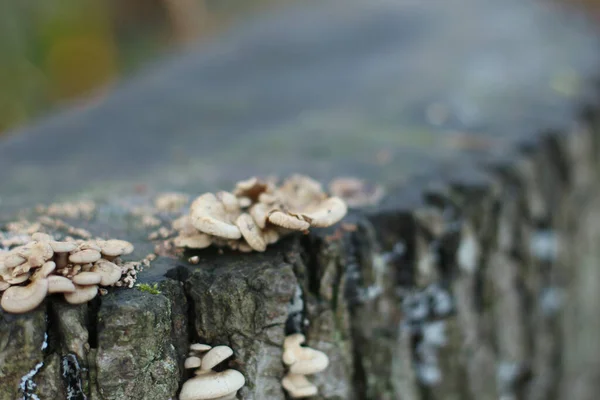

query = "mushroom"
[
  {"left": 4, "top": 253, "right": 26, "bottom": 269},
  {"left": 267, "top": 211, "right": 310, "bottom": 232},
  {"left": 98, "top": 240, "right": 134, "bottom": 258},
  {"left": 92, "top": 260, "right": 122, "bottom": 286},
  {"left": 299, "top": 197, "right": 347, "bottom": 228},
  {"left": 281, "top": 374, "right": 318, "bottom": 398},
  {"left": 0, "top": 280, "right": 9, "bottom": 292},
  {"left": 174, "top": 234, "right": 212, "bottom": 249},
  {"left": 48, "top": 275, "right": 76, "bottom": 293},
  {"left": 328, "top": 177, "right": 384, "bottom": 207},
  {"left": 0, "top": 275, "right": 48, "bottom": 314},
  {"left": 281, "top": 333, "right": 329, "bottom": 399},
  {"left": 190, "top": 343, "right": 212, "bottom": 352},
  {"left": 190, "top": 194, "right": 242, "bottom": 239},
  {"left": 179, "top": 369, "right": 245, "bottom": 400},
  {"left": 200, "top": 346, "right": 234, "bottom": 371},
  {"left": 64, "top": 284, "right": 99, "bottom": 304},
  {"left": 72, "top": 272, "right": 103, "bottom": 285},
  {"left": 69, "top": 249, "right": 102, "bottom": 264},
  {"left": 184, "top": 356, "right": 202, "bottom": 369},
  {"left": 179, "top": 343, "right": 245, "bottom": 400},
  {"left": 235, "top": 214, "right": 266, "bottom": 252}
]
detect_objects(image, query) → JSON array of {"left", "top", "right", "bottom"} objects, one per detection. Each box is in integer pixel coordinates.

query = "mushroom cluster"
[
  {"left": 281, "top": 334, "right": 329, "bottom": 398},
  {"left": 0, "top": 233, "right": 135, "bottom": 313},
  {"left": 173, "top": 175, "right": 348, "bottom": 252},
  {"left": 180, "top": 343, "right": 245, "bottom": 400}
]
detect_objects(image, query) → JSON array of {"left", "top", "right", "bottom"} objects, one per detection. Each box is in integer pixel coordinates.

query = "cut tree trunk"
[{"left": 1, "top": 1, "right": 600, "bottom": 399}]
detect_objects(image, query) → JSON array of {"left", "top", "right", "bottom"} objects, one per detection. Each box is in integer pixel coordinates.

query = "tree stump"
[{"left": 1, "top": 0, "right": 600, "bottom": 399}]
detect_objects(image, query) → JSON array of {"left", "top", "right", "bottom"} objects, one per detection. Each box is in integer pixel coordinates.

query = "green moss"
[{"left": 135, "top": 283, "right": 161, "bottom": 295}]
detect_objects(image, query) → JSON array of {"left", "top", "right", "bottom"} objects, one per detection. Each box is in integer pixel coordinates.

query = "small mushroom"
[
  {"left": 267, "top": 211, "right": 310, "bottom": 231},
  {"left": 0, "top": 280, "right": 10, "bottom": 292},
  {"left": 1, "top": 277, "right": 48, "bottom": 314},
  {"left": 174, "top": 234, "right": 212, "bottom": 249},
  {"left": 281, "top": 374, "right": 318, "bottom": 398},
  {"left": 27, "top": 241, "right": 54, "bottom": 267},
  {"left": 72, "top": 272, "right": 103, "bottom": 285},
  {"left": 282, "top": 334, "right": 329, "bottom": 375},
  {"left": 200, "top": 346, "right": 234, "bottom": 371},
  {"left": 69, "top": 249, "right": 101, "bottom": 264},
  {"left": 4, "top": 253, "right": 26, "bottom": 269},
  {"left": 190, "top": 343, "right": 212, "bottom": 352},
  {"left": 98, "top": 240, "right": 134, "bottom": 257},
  {"left": 6, "top": 273, "right": 31, "bottom": 285},
  {"left": 235, "top": 214, "right": 266, "bottom": 252},
  {"left": 184, "top": 356, "right": 202, "bottom": 369},
  {"left": 301, "top": 197, "right": 347, "bottom": 228},
  {"left": 179, "top": 369, "right": 245, "bottom": 400},
  {"left": 92, "top": 260, "right": 122, "bottom": 286},
  {"left": 31, "top": 232, "right": 53, "bottom": 242},
  {"left": 216, "top": 191, "right": 240, "bottom": 213},
  {"left": 190, "top": 194, "right": 242, "bottom": 239},
  {"left": 48, "top": 241, "right": 77, "bottom": 253},
  {"left": 48, "top": 275, "right": 76, "bottom": 293},
  {"left": 64, "top": 284, "right": 99, "bottom": 304},
  {"left": 38, "top": 261, "right": 56, "bottom": 278}
]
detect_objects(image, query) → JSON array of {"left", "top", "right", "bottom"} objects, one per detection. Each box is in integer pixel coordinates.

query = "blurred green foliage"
[{"left": 0, "top": 0, "right": 287, "bottom": 133}]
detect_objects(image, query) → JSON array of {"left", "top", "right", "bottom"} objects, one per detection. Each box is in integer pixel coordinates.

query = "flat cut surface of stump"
[{"left": 1, "top": 1, "right": 600, "bottom": 400}]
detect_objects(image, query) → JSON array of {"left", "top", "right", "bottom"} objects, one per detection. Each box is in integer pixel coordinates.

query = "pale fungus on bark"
[
  {"left": 281, "top": 333, "right": 330, "bottom": 398},
  {"left": 64, "top": 284, "right": 99, "bottom": 305},
  {"left": 0, "top": 275, "right": 48, "bottom": 314},
  {"left": 0, "top": 234, "right": 139, "bottom": 313},
  {"left": 179, "top": 343, "right": 245, "bottom": 400},
  {"left": 69, "top": 249, "right": 101, "bottom": 264},
  {"left": 47, "top": 275, "right": 76, "bottom": 293},
  {"left": 191, "top": 193, "right": 242, "bottom": 240},
  {"left": 172, "top": 175, "right": 348, "bottom": 253},
  {"left": 184, "top": 356, "right": 202, "bottom": 369},
  {"left": 328, "top": 177, "right": 385, "bottom": 207}
]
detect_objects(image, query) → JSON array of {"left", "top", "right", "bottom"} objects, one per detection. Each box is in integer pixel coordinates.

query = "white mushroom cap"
[
  {"left": 28, "top": 242, "right": 54, "bottom": 267},
  {"left": 235, "top": 214, "right": 266, "bottom": 252},
  {"left": 216, "top": 191, "right": 240, "bottom": 213},
  {"left": 174, "top": 234, "right": 212, "bottom": 249},
  {"left": 69, "top": 249, "right": 102, "bottom": 264},
  {"left": 288, "top": 348, "right": 329, "bottom": 375},
  {"left": 190, "top": 194, "right": 241, "bottom": 240},
  {"left": 267, "top": 212, "right": 310, "bottom": 231},
  {"left": 98, "top": 240, "right": 134, "bottom": 257},
  {"left": 1, "top": 278, "right": 48, "bottom": 314},
  {"left": 49, "top": 241, "right": 77, "bottom": 253},
  {"left": 64, "top": 284, "right": 98, "bottom": 304},
  {"left": 48, "top": 275, "right": 76, "bottom": 293},
  {"left": 38, "top": 261, "right": 56, "bottom": 278},
  {"left": 72, "top": 272, "right": 103, "bottom": 285},
  {"left": 179, "top": 369, "right": 245, "bottom": 400},
  {"left": 4, "top": 253, "right": 26, "bottom": 268},
  {"left": 200, "top": 346, "right": 234, "bottom": 371},
  {"left": 92, "top": 260, "right": 122, "bottom": 286},
  {"left": 6, "top": 273, "right": 31, "bottom": 285},
  {"left": 301, "top": 197, "right": 347, "bottom": 228},
  {"left": 249, "top": 203, "right": 270, "bottom": 229},
  {"left": 31, "top": 232, "right": 52, "bottom": 242},
  {"left": 77, "top": 241, "right": 102, "bottom": 252},
  {"left": 281, "top": 373, "right": 318, "bottom": 398},
  {"left": 0, "top": 281, "right": 10, "bottom": 292},
  {"left": 184, "top": 356, "right": 202, "bottom": 369},
  {"left": 173, "top": 215, "right": 198, "bottom": 236},
  {"left": 190, "top": 343, "right": 212, "bottom": 352}
]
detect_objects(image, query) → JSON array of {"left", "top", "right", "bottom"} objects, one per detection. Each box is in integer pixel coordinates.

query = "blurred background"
[
  {"left": 0, "top": 0, "right": 293, "bottom": 134},
  {"left": 0, "top": 0, "right": 599, "bottom": 135}
]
